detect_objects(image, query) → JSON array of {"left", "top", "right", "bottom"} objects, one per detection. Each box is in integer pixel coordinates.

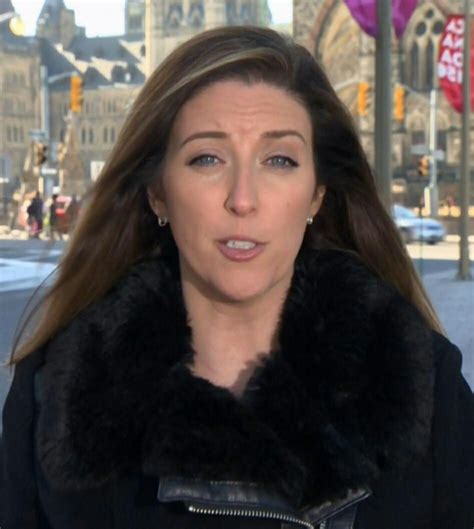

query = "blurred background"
[{"left": 0, "top": 0, "right": 473, "bottom": 414}]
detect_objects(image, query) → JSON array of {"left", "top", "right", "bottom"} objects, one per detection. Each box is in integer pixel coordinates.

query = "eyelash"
[{"left": 188, "top": 154, "right": 299, "bottom": 168}]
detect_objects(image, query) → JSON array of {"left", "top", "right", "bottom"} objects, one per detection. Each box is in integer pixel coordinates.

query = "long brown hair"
[{"left": 12, "top": 26, "right": 442, "bottom": 363}]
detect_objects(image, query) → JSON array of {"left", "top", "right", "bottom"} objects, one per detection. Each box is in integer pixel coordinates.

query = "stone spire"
[
  {"left": 0, "top": 0, "right": 15, "bottom": 15},
  {"left": 36, "top": 0, "right": 77, "bottom": 48}
]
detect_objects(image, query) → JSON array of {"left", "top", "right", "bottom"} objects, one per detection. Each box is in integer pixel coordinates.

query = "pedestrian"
[
  {"left": 65, "top": 194, "right": 80, "bottom": 233},
  {"left": 26, "top": 191, "right": 43, "bottom": 238},
  {"left": 3, "top": 26, "right": 473, "bottom": 529},
  {"left": 48, "top": 194, "right": 63, "bottom": 241}
]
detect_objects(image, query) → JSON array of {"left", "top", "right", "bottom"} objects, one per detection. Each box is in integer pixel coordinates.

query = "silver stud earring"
[
  {"left": 306, "top": 216, "right": 314, "bottom": 225},
  {"left": 158, "top": 216, "right": 168, "bottom": 227}
]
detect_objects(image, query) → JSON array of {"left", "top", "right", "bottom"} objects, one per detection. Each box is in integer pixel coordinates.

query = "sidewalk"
[{"left": 422, "top": 268, "right": 474, "bottom": 390}]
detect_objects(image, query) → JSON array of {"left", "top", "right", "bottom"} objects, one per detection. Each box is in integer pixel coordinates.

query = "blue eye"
[
  {"left": 268, "top": 156, "right": 299, "bottom": 168},
  {"left": 189, "top": 154, "right": 219, "bottom": 166}
]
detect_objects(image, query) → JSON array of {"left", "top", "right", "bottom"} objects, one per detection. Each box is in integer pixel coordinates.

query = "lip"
[{"left": 217, "top": 236, "right": 266, "bottom": 262}]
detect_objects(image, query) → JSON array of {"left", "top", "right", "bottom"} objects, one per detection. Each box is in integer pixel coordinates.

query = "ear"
[
  {"left": 146, "top": 184, "right": 168, "bottom": 218},
  {"left": 310, "top": 185, "right": 326, "bottom": 217}
]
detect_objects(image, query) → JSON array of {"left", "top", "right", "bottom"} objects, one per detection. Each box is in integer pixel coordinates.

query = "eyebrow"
[{"left": 178, "top": 129, "right": 307, "bottom": 149}]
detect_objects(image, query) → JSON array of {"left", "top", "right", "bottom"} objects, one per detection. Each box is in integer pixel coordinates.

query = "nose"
[{"left": 224, "top": 164, "right": 258, "bottom": 217}]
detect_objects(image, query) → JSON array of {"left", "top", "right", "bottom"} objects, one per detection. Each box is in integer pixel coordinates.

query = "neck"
[{"left": 182, "top": 278, "right": 290, "bottom": 396}]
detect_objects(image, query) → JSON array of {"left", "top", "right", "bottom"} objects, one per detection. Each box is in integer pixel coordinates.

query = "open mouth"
[{"left": 217, "top": 237, "right": 265, "bottom": 262}]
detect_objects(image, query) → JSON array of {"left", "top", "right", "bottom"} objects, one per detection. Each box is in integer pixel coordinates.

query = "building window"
[
  {"left": 6, "top": 126, "right": 11, "bottom": 142},
  {"left": 81, "top": 128, "right": 86, "bottom": 144},
  {"left": 89, "top": 128, "right": 94, "bottom": 144},
  {"left": 129, "top": 15, "right": 142, "bottom": 30},
  {"left": 19, "top": 127, "right": 24, "bottom": 142},
  {"left": 405, "top": 4, "right": 446, "bottom": 91},
  {"left": 110, "top": 128, "right": 116, "bottom": 143},
  {"left": 410, "top": 41, "right": 419, "bottom": 89},
  {"left": 437, "top": 130, "right": 447, "bottom": 152},
  {"left": 426, "top": 39, "right": 434, "bottom": 89},
  {"left": 412, "top": 130, "right": 425, "bottom": 146},
  {"left": 13, "top": 127, "right": 18, "bottom": 142},
  {"left": 103, "top": 127, "right": 108, "bottom": 143}
]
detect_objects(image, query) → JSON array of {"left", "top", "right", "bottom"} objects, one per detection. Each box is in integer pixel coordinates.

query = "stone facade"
[
  {"left": 0, "top": 0, "right": 271, "bottom": 203},
  {"left": 0, "top": 15, "right": 41, "bottom": 199},
  {"left": 293, "top": 0, "right": 474, "bottom": 204},
  {"left": 145, "top": 0, "right": 272, "bottom": 75}
]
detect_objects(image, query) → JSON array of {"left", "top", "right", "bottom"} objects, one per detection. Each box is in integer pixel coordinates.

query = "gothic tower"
[
  {"left": 36, "top": 0, "right": 82, "bottom": 48},
  {"left": 145, "top": 0, "right": 271, "bottom": 75},
  {"left": 293, "top": 0, "right": 472, "bottom": 185},
  {"left": 126, "top": 0, "right": 146, "bottom": 35}
]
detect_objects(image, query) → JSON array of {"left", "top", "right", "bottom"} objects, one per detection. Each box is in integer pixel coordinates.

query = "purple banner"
[{"left": 344, "top": 0, "right": 418, "bottom": 38}]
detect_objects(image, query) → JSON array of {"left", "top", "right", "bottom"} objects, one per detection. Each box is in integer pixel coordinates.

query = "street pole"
[
  {"left": 429, "top": 89, "right": 439, "bottom": 217},
  {"left": 39, "top": 65, "right": 50, "bottom": 196},
  {"left": 374, "top": 0, "right": 393, "bottom": 210},
  {"left": 458, "top": 0, "right": 472, "bottom": 280},
  {"left": 40, "top": 65, "right": 50, "bottom": 141}
]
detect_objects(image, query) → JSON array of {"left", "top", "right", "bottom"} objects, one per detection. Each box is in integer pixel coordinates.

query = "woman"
[{"left": 2, "top": 26, "right": 473, "bottom": 529}]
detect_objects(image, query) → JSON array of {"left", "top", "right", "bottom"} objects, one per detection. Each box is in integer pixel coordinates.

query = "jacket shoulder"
[{"left": 430, "top": 331, "right": 474, "bottom": 528}]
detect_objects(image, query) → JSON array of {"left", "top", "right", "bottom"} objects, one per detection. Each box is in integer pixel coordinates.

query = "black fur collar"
[{"left": 36, "top": 248, "right": 434, "bottom": 508}]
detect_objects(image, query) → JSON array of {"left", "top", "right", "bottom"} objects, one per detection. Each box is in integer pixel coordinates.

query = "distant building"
[
  {"left": 36, "top": 0, "right": 85, "bottom": 48},
  {"left": 145, "top": 0, "right": 272, "bottom": 75},
  {"left": 293, "top": 0, "right": 473, "bottom": 204},
  {"left": 0, "top": 0, "right": 41, "bottom": 198},
  {"left": 126, "top": 0, "right": 146, "bottom": 36},
  {"left": 0, "top": 0, "right": 271, "bottom": 199}
]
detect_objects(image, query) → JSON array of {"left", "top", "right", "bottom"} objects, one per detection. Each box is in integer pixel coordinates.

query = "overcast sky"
[{"left": 12, "top": 0, "right": 292, "bottom": 37}]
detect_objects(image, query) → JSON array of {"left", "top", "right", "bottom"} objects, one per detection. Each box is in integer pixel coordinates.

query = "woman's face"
[{"left": 149, "top": 80, "right": 325, "bottom": 304}]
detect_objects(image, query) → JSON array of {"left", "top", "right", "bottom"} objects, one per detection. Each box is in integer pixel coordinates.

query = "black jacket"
[{"left": 2, "top": 249, "right": 474, "bottom": 528}]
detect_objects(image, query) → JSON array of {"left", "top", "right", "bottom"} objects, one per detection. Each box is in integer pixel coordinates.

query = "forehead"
[{"left": 170, "top": 80, "right": 312, "bottom": 138}]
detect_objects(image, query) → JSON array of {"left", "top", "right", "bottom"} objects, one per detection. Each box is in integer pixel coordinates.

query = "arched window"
[
  {"left": 103, "top": 127, "right": 108, "bottom": 143},
  {"left": 410, "top": 42, "right": 419, "bottom": 89},
  {"left": 426, "top": 39, "right": 434, "bottom": 90},
  {"left": 404, "top": 4, "right": 445, "bottom": 91},
  {"left": 111, "top": 128, "right": 116, "bottom": 143},
  {"left": 89, "top": 128, "right": 94, "bottom": 144}
]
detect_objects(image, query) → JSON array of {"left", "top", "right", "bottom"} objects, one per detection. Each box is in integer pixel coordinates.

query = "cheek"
[{"left": 165, "top": 188, "right": 217, "bottom": 247}]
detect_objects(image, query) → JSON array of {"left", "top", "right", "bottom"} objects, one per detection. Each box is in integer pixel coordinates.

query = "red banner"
[{"left": 437, "top": 15, "right": 474, "bottom": 113}]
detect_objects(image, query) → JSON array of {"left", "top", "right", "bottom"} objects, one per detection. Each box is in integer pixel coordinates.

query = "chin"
[{"left": 209, "top": 271, "right": 285, "bottom": 305}]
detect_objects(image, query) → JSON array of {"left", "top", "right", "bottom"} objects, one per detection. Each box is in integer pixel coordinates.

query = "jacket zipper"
[{"left": 187, "top": 503, "right": 315, "bottom": 528}]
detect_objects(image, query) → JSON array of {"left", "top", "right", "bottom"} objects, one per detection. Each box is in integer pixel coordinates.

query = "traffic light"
[
  {"left": 34, "top": 142, "right": 48, "bottom": 166},
  {"left": 357, "top": 82, "right": 370, "bottom": 117},
  {"left": 417, "top": 156, "right": 429, "bottom": 177},
  {"left": 394, "top": 85, "right": 406, "bottom": 122},
  {"left": 70, "top": 75, "right": 83, "bottom": 113}
]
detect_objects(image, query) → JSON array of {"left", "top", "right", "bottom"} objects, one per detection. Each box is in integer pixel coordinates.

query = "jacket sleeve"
[
  {"left": 1, "top": 349, "right": 52, "bottom": 528},
  {"left": 431, "top": 333, "right": 474, "bottom": 529}
]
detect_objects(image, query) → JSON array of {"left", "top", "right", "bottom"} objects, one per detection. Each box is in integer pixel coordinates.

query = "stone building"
[
  {"left": 0, "top": 0, "right": 272, "bottom": 201},
  {"left": 145, "top": 0, "right": 272, "bottom": 74},
  {"left": 293, "top": 0, "right": 473, "bottom": 204},
  {"left": 0, "top": 0, "right": 42, "bottom": 204}
]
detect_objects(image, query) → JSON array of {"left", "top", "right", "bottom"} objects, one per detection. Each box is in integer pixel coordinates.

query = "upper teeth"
[{"left": 226, "top": 240, "right": 256, "bottom": 249}]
